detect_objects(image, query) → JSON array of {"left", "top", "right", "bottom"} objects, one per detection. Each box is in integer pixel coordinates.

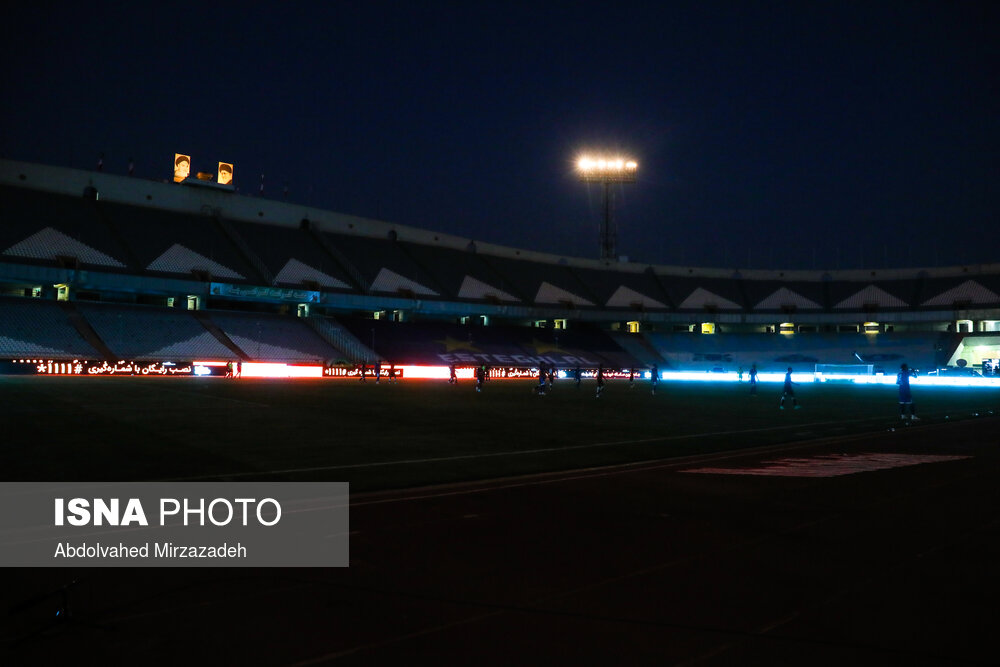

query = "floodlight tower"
[{"left": 576, "top": 156, "right": 638, "bottom": 260}]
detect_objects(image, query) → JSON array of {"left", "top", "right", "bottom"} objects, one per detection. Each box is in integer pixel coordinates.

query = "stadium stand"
[
  {"left": 568, "top": 265, "right": 671, "bottom": 310},
  {"left": 306, "top": 316, "right": 378, "bottom": 364},
  {"left": 206, "top": 311, "right": 339, "bottom": 362},
  {"left": 644, "top": 331, "right": 952, "bottom": 373},
  {"left": 741, "top": 279, "right": 826, "bottom": 312},
  {"left": 0, "top": 296, "right": 100, "bottom": 359},
  {"left": 2, "top": 158, "right": 999, "bottom": 374},
  {"left": 225, "top": 220, "right": 355, "bottom": 291},
  {"left": 396, "top": 240, "right": 521, "bottom": 303},
  {"left": 337, "top": 317, "right": 639, "bottom": 368},
  {"left": 478, "top": 254, "right": 598, "bottom": 307},
  {"left": 0, "top": 185, "right": 132, "bottom": 272},
  {"left": 827, "top": 279, "right": 916, "bottom": 311},
  {"left": 609, "top": 331, "right": 668, "bottom": 367},
  {"left": 97, "top": 201, "right": 257, "bottom": 282},
  {"left": 921, "top": 276, "right": 1000, "bottom": 309},
  {"left": 323, "top": 233, "right": 444, "bottom": 297},
  {"left": 75, "top": 302, "right": 236, "bottom": 361},
  {"left": 656, "top": 274, "right": 746, "bottom": 312}
]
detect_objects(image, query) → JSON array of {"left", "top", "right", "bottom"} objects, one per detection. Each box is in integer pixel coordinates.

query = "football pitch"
[{"left": 3, "top": 375, "right": 998, "bottom": 491}]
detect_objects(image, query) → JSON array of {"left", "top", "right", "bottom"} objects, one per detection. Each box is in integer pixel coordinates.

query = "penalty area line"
[{"left": 164, "top": 417, "right": 887, "bottom": 482}]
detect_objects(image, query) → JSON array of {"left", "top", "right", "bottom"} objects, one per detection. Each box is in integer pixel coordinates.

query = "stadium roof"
[{"left": 2, "top": 159, "right": 999, "bottom": 320}]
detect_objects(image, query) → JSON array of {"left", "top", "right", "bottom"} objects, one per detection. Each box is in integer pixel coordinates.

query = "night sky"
[{"left": 2, "top": 2, "right": 996, "bottom": 270}]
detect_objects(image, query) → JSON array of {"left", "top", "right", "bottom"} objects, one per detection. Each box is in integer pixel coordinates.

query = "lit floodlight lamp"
[
  {"left": 576, "top": 155, "right": 638, "bottom": 183},
  {"left": 576, "top": 153, "right": 639, "bottom": 259}
]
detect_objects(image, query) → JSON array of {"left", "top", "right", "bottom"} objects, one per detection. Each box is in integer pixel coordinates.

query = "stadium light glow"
[{"left": 576, "top": 155, "right": 639, "bottom": 182}]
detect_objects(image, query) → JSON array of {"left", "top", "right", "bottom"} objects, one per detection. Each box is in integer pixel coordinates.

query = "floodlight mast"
[{"left": 576, "top": 157, "right": 638, "bottom": 260}]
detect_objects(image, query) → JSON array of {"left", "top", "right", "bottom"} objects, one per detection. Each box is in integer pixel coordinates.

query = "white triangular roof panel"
[
  {"left": 534, "top": 281, "right": 593, "bottom": 306},
  {"left": 922, "top": 280, "right": 999, "bottom": 306},
  {"left": 227, "top": 334, "right": 325, "bottom": 361},
  {"left": 0, "top": 336, "right": 80, "bottom": 356},
  {"left": 274, "top": 258, "right": 350, "bottom": 289},
  {"left": 835, "top": 285, "right": 907, "bottom": 309},
  {"left": 370, "top": 268, "right": 438, "bottom": 296},
  {"left": 606, "top": 285, "right": 666, "bottom": 309},
  {"left": 3, "top": 227, "right": 125, "bottom": 267},
  {"left": 146, "top": 244, "right": 245, "bottom": 279},
  {"left": 457, "top": 275, "right": 519, "bottom": 302},
  {"left": 754, "top": 287, "right": 821, "bottom": 310},
  {"left": 679, "top": 287, "right": 741, "bottom": 310},
  {"left": 144, "top": 332, "right": 237, "bottom": 359}
]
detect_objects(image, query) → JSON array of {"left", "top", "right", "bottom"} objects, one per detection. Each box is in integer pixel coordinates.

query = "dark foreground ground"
[{"left": 3, "top": 377, "right": 999, "bottom": 664}]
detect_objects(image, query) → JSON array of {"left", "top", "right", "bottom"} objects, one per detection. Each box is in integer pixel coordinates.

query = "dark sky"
[{"left": 2, "top": 2, "right": 997, "bottom": 270}]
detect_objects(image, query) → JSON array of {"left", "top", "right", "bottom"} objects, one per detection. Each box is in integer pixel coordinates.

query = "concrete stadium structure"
[{"left": 1, "top": 158, "right": 998, "bottom": 374}]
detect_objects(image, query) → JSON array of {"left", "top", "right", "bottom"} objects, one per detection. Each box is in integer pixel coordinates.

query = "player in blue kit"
[
  {"left": 534, "top": 365, "right": 547, "bottom": 395},
  {"left": 897, "top": 363, "right": 919, "bottom": 421},
  {"left": 779, "top": 367, "right": 799, "bottom": 409}
]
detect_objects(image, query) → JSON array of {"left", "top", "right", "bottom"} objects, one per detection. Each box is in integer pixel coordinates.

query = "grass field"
[{"left": 3, "top": 375, "right": 998, "bottom": 491}]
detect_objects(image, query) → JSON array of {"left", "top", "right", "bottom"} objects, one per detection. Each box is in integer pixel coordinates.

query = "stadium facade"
[{"left": 1, "top": 158, "right": 999, "bottom": 376}]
